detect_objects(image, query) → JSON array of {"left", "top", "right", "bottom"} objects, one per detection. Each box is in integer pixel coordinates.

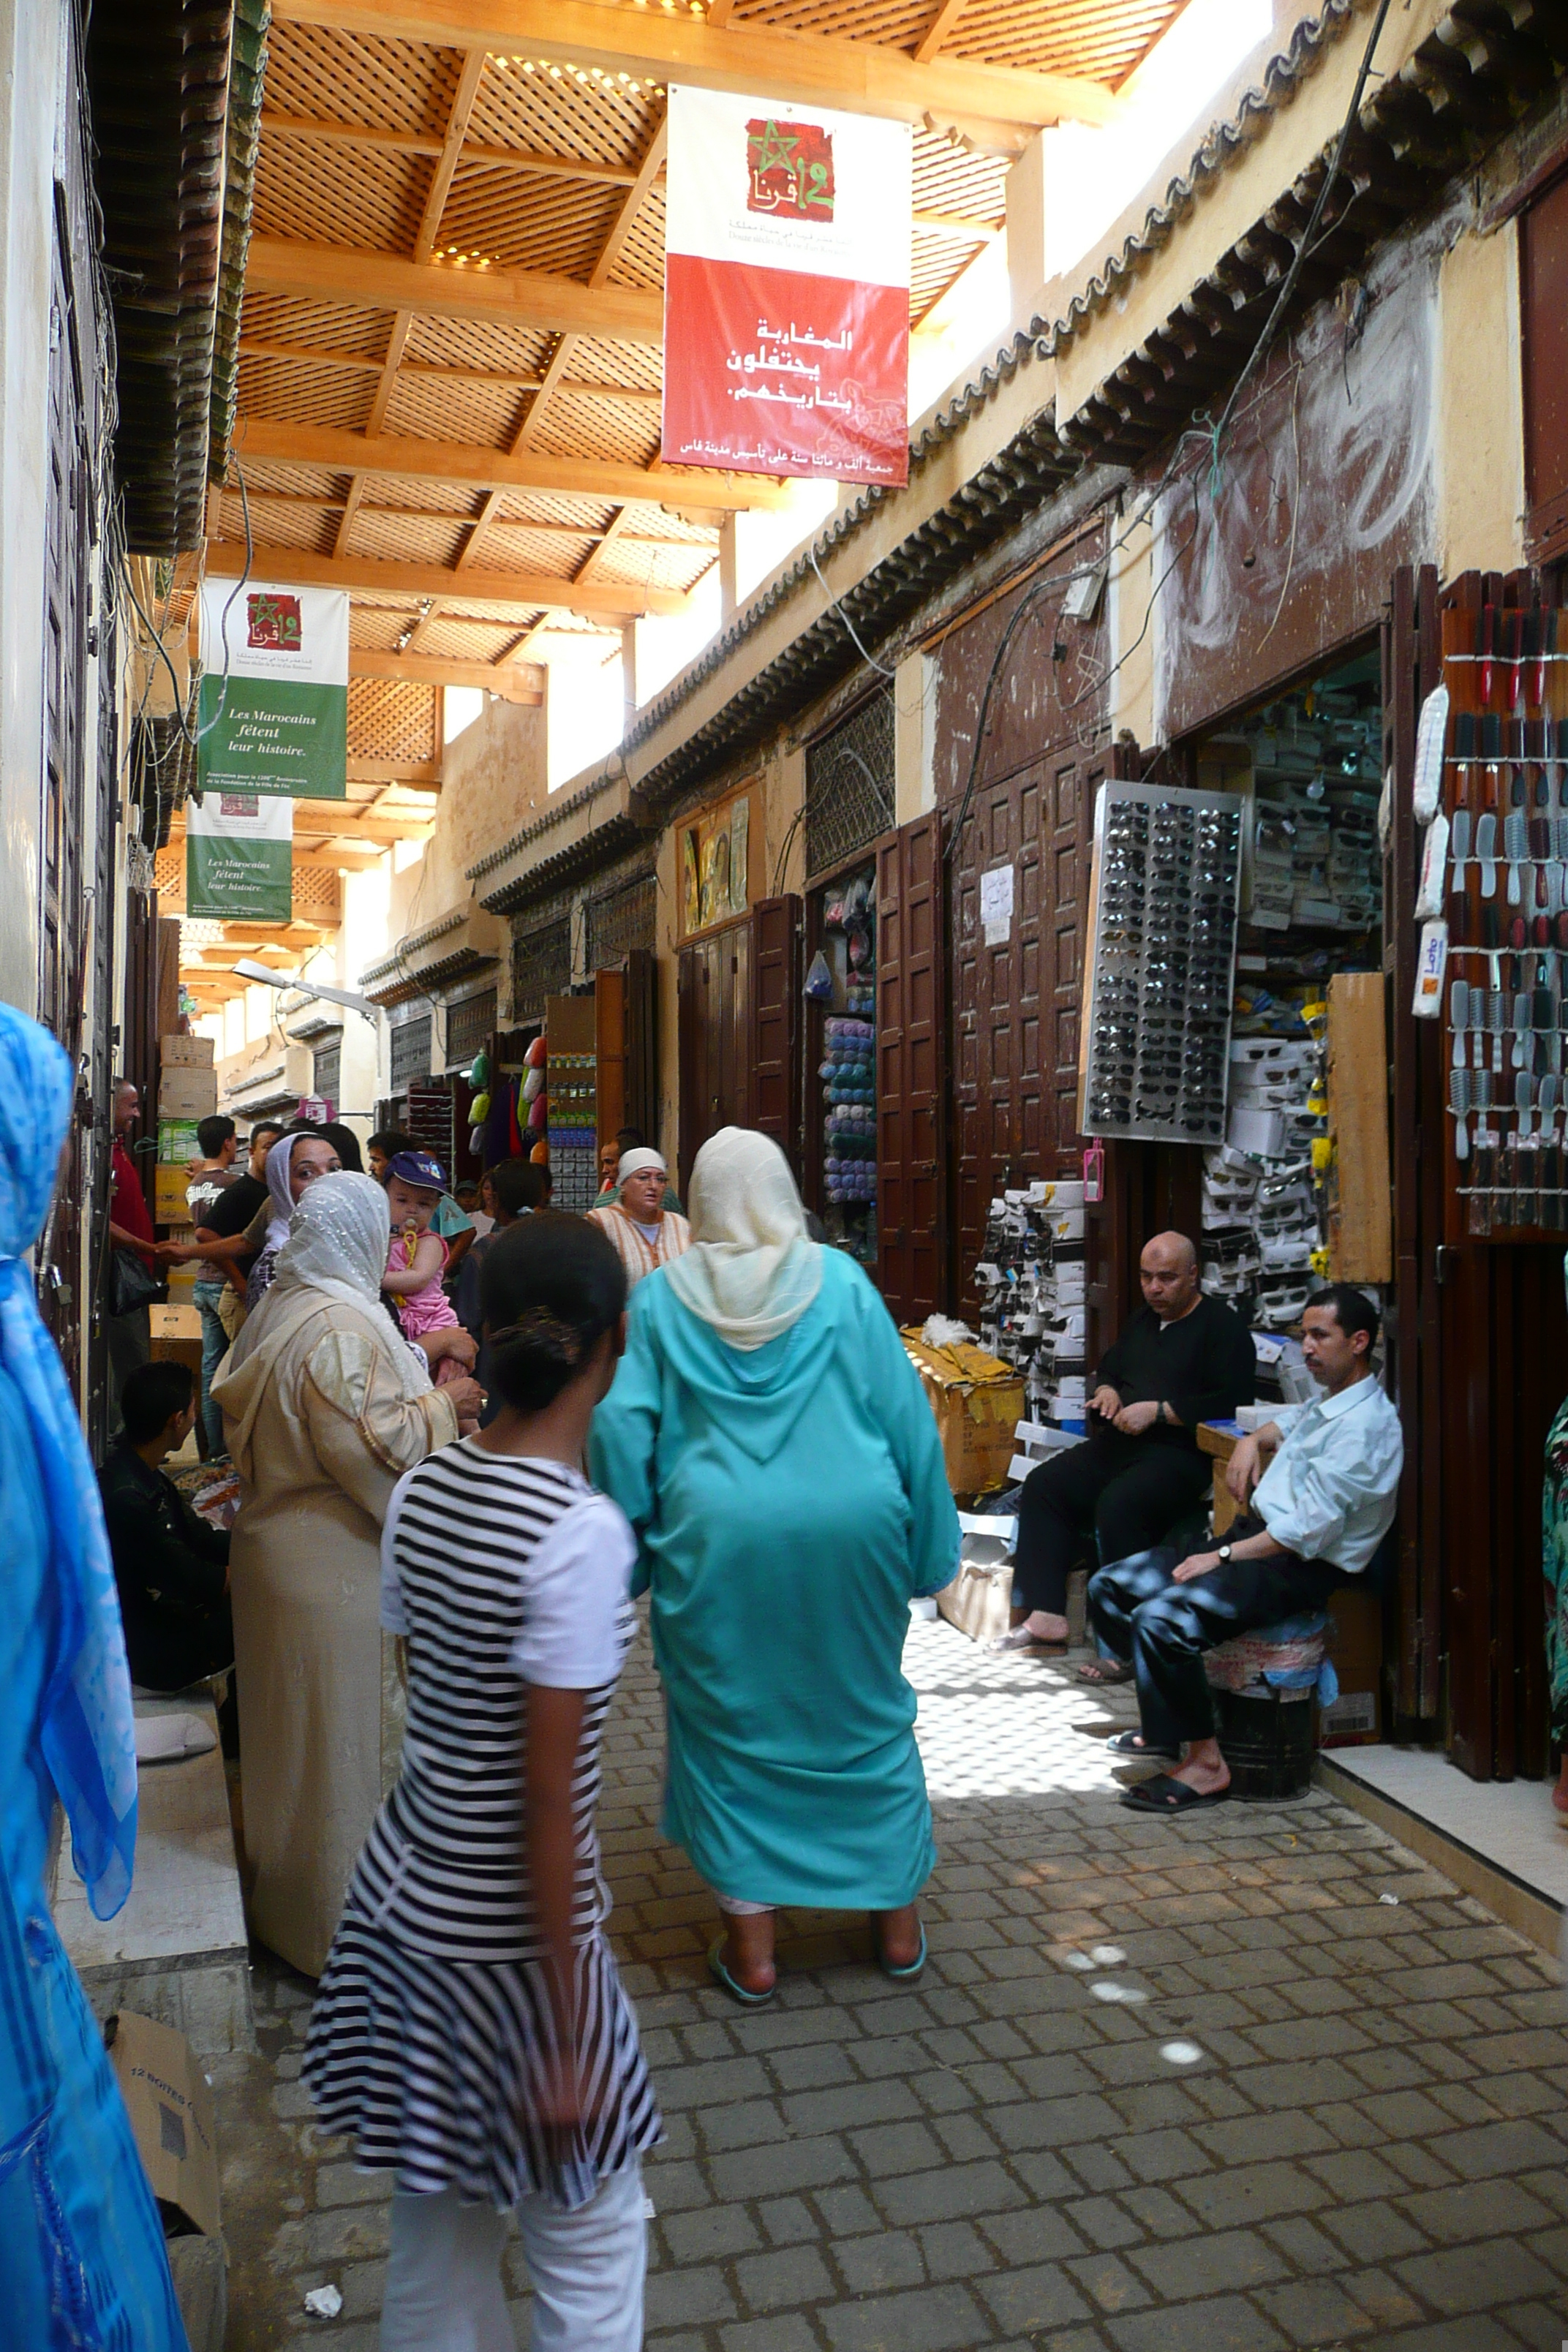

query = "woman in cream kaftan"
[
  {"left": 590, "top": 1128, "right": 958, "bottom": 1999},
  {"left": 213, "top": 1175, "right": 461, "bottom": 1976}
]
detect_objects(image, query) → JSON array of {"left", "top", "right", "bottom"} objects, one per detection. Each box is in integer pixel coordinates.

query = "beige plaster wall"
[
  {"left": 387, "top": 698, "right": 549, "bottom": 946},
  {"left": 1107, "top": 506, "right": 1158, "bottom": 749},
  {"left": 1436, "top": 217, "right": 1525, "bottom": 581}
]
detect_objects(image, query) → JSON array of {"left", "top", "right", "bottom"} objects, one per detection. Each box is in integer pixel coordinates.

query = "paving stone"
[
  {"left": 1104, "top": 2295, "right": 1289, "bottom": 2352},
  {"left": 663, "top": 2204, "right": 764, "bottom": 2264},
  {"left": 1254, "top": 2276, "right": 1376, "bottom": 2342},
  {"left": 644, "top": 2264, "right": 739, "bottom": 2329},
  {"left": 1401, "top": 2177, "right": 1553, "bottom": 2245},
  {"left": 1322, "top": 2198, "right": 1431, "bottom": 2264},
  {"left": 874, "top": 2157, "right": 1026, "bottom": 2229},
  {"left": 1394, "top": 2239, "right": 1557, "bottom": 2314},
  {"left": 832, "top": 2231, "right": 925, "bottom": 2293},
  {"left": 1065, "top": 2253, "right": 1155, "bottom": 2314},
  {"left": 976, "top": 2263, "right": 1093, "bottom": 2333},
  {"left": 817, "top": 2282, "right": 992, "bottom": 2352},
  {"left": 1174, "top": 2160, "right": 1327, "bottom": 2227},
  {"left": 1128, "top": 2226, "right": 1289, "bottom": 2300},
  {"left": 736, "top": 2245, "right": 835, "bottom": 2313},
  {"left": 720, "top": 2320, "right": 824, "bottom": 2352}
]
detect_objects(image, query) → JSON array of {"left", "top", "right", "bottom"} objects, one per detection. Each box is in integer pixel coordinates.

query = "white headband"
[{"left": 617, "top": 1147, "right": 667, "bottom": 1183}]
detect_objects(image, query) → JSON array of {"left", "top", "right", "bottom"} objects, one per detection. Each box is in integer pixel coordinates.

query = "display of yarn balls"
[{"left": 822, "top": 1017, "right": 875, "bottom": 1204}]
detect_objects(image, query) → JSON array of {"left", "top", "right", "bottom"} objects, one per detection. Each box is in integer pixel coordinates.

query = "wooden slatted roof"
[{"left": 214, "top": 0, "right": 1186, "bottom": 701}]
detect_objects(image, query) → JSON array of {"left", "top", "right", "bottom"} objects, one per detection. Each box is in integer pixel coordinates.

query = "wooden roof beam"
[
  {"left": 269, "top": 0, "right": 1123, "bottom": 137},
  {"left": 353, "top": 647, "right": 546, "bottom": 699},
  {"left": 244, "top": 235, "right": 663, "bottom": 344},
  {"left": 230, "top": 416, "right": 790, "bottom": 512},
  {"left": 262, "top": 113, "right": 649, "bottom": 185},
  {"left": 208, "top": 538, "right": 690, "bottom": 618}
]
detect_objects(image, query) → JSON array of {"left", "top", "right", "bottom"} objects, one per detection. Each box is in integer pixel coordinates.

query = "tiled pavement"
[{"left": 219, "top": 1613, "right": 1568, "bottom": 2349}]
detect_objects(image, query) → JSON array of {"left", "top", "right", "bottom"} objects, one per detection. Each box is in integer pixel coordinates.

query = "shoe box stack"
[{"left": 973, "top": 1180, "right": 1087, "bottom": 1431}]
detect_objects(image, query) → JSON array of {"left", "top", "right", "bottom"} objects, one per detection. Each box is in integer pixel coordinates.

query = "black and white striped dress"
[{"left": 303, "top": 1442, "right": 662, "bottom": 2211}]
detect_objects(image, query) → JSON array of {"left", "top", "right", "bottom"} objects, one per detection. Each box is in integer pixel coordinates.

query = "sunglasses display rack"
[
  {"left": 973, "top": 1182, "right": 1088, "bottom": 1431},
  {"left": 1436, "top": 590, "right": 1568, "bottom": 1239},
  {"left": 1084, "top": 782, "right": 1244, "bottom": 1147}
]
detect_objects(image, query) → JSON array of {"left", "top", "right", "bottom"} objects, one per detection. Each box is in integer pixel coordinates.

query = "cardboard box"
[
  {"left": 157, "top": 1068, "right": 218, "bottom": 1120},
  {"left": 901, "top": 1333, "right": 1025, "bottom": 1496},
  {"left": 107, "top": 2010, "right": 221, "bottom": 2239},
  {"left": 154, "top": 1165, "right": 195, "bottom": 1223},
  {"left": 1320, "top": 1585, "right": 1383, "bottom": 1746},
  {"left": 160, "top": 1033, "right": 214, "bottom": 1067},
  {"left": 157, "top": 1120, "right": 201, "bottom": 1166}
]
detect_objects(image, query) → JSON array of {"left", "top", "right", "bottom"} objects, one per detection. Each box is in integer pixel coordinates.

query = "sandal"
[
  {"left": 1077, "top": 1658, "right": 1134, "bottom": 1686},
  {"left": 706, "top": 1938, "right": 776, "bottom": 2007},
  {"left": 1104, "top": 1729, "right": 1180, "bottom": 1762},
  {"left": 1120, "top": 1774, "right": 1230, "bottom": 1814},
  {"left": 875, "top": 1922, "right": 927, "bottom": 1982},
  {"left": 988, "top": 1624, "right": 1067, "bottom": 1655}
]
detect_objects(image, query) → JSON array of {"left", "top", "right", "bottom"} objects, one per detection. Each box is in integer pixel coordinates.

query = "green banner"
[
  {"left": 197, "top": 675, "right": 347, "bottom": 801},
  {"left": 186, "top": 792, "right": 293, "bottom": 921}
]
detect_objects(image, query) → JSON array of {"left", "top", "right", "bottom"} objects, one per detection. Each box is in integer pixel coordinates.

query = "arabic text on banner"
[{"left": 663, "top": 87, "right": 911, "bottom": 486}]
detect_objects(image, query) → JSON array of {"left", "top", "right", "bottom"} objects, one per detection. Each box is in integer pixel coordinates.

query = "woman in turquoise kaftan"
[
  {"left": 0, "top": 1006, "right": 186, "bottom": 2349},
  {"left": 590, "top": 1126, "right": 957, "bottom": 2002}
]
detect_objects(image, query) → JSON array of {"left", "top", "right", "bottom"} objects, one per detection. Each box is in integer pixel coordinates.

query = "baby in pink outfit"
[{"left": 381, "top": 1150, "right": 465, "bottom": 1382}]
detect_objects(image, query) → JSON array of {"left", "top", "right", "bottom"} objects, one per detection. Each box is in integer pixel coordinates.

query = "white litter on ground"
[
  {"left": 1160, "top": 2040, "right": 1205, "bottom": 2065},
  {"left": 1090, "top": 1980, "right": 1147, "bottom": 2005},
  {"left": 304, "top": 2286, "right": 343, "bottom": 2319}
]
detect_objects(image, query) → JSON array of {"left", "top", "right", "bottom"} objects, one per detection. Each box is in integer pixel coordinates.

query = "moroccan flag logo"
[
  {"left": 246, "top": 591, "right": 302, "bottom": 652},
  {"left": 746, "top": 118, "right": 834, "bottom": 221}
]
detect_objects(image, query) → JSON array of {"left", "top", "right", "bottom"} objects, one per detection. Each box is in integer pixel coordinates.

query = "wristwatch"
[{"left": 1217, "top": 1543, "right": 1233, "bottom": 1564}]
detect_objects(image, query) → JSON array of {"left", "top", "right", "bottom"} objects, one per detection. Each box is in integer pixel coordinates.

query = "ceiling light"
[{"left": 233, "top": 960, "right": 378, "bottom": 1020}]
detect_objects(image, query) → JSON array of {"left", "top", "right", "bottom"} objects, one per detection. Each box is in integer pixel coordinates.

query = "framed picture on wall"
[{"left": 679, "top": 784, "right": 756, "bottom": 938}]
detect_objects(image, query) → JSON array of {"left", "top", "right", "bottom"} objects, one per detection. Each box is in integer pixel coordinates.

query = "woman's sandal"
[
  {"left": 989, "top": 1624, "right": 1067, "bottom": 1655},
  {"left": 706, "top": 1938, "right": 776, "bottom": 2006},
  {"left": 1120, "top": 1774, "right": 1230, "bottom": 1813},
  {"left": 1077, "top": 1658, "right": 1134, "bottom": 1686},
  {"left": 875, "top": 1923, "right": 927, "bottom": 1983}
]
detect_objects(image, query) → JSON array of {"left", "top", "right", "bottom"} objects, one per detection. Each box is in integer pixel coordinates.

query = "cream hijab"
[
  {"left": 225, "top": 1172, "right": 431, "bottom": 1404},
  {"left": 663, "top": 1126, "right": 822, "bottom": 1352}
]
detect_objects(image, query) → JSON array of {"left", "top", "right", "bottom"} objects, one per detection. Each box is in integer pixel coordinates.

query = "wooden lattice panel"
[
  {"left": 291, "top": 862, "right": 344, "bottom": 923},
  {"left": 415, "top": 614, "right": 538, "bottom": 661},
  {"left": 255, "top": 136, "right": 425, "bottom": 254},
  {"left": 934, "top": 0, "right": 1178, "bottom": 76},
  {"left": 591, "top": 540, "right": 718, "bottom": 595},
  {"left": 383, "top": 370, "right": 523, "bottom": 451},
  {"left": 237, "top": 353, "right": 372, "bottom": 435},
  {"left": 403, "top": 316, "right": 556, "bottom": 377},
  {"left": 569, "top": 337, "right": 663, "bottom": 393},
  {"left": 265, "top": 20, "right": 454, "bottom": 134},
  {"left": 525, "top": 395, "right": 660, "bottom": 469},
  {"left": 349, "top": 505, "right": 471, "bottom": 569},
  {"left": 241, "top": 291, "right": 388, "bottom": 359},
  {"left": 214, "top": 483, "right": 336, "bottom": 554},
  {"left": 348, "top": 678, "right": 440, "bottom": 766},
  {"left": 469, "top": 56, "right": 660, "bottom": 165},
  {"left": 154, "top": 845, "right": 181, "bottom": 901},
  {"left": 350, "top": 604, "right": 423, "bottom": 651},
  {"left": 441, "top": 167, "right": 621, "bottom": 279},
  {"left": 605, "top": 190, "right": 664, "bottom": 295}
]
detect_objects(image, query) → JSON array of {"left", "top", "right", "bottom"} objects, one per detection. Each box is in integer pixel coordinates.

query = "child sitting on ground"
[{"left": 382, "top": 1150, "right": 467, "bottom": 1383}]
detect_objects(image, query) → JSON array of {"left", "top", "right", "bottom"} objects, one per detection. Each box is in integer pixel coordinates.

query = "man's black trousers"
[
  {"left": 1013, "top": 1431, "right": 1212, "bottom": 1616},
  {"left": 1087, "top": 1520, "right": 1347, "bottom": 1749}
]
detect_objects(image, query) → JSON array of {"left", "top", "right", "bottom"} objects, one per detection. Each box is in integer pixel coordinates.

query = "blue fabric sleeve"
[
  {"left": 848, "top": 1276, "right": 960, "bottom": 1597},
  {"left": 588, "top": 1287, "right": 665, "bottom": 1598}
]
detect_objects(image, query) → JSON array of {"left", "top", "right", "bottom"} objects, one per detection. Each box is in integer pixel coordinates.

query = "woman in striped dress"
[{"left": 304, "top": 1216, "right": 660, "bottom": 2352}]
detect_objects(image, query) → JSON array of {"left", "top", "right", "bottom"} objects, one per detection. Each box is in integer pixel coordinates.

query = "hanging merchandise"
[
  {"left": 809, "top": 862, "right": 878, "bottom": 1265},
  {"left": 971, "top": 1183, "right": 1087, "bottom": 1431},
  {"left": 467, "top": 1050, "right": 490, "bottom": 1090},
  {"left": 1436, "top": 586, "right": 1568, "bottom": 1237},
  {"left": 1193, "top": 655, "right": 1384, "bottom": 1363},
  {"left": 1083, "top": 783, "right": 1243, "bottom": 1148},
  {"left": 468, "top": 1090, "right": 491, "bottom": 1126}
]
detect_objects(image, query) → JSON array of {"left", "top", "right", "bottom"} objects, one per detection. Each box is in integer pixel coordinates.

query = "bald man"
[{"left": 996, "top": 1232, "right": 1255, "bottom": 1661}]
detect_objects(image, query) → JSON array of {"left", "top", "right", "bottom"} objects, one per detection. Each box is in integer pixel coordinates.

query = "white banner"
[
  {"left": 186, "top": 790, "right": 293, "bottom": 922},
  {"left": 197, "top": 579, "right": 350, "bottom": 799}
]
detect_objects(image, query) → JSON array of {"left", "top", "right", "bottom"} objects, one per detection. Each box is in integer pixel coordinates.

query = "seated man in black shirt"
[
  {"left": 99, "top": 1361, "right": 233, "bottom": 1694},
  {"left": 995, "top": 1232, "right": 1254, "bottom": 1663}
]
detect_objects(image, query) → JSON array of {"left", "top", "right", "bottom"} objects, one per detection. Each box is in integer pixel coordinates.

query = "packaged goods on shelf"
[
  {"left": 972, "top": 1180, "right": 1087, "bottom": 1434},
  {"left": 810, "top": 862, "right": 878, "bottom": 1265}
]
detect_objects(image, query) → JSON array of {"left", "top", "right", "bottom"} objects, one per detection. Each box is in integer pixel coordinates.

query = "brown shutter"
[
  {"left": 1522, "top": 170, "right": 1568, "bottom": 561},
  {"left": 876, "top": 810, "right": 945, "bottom": 1325},
  {"left": 750, "top": 895, "right": 802, "bottom": 1169},
  {"left": 624, "top": 947, "right": 659, "bottom": 1147}
]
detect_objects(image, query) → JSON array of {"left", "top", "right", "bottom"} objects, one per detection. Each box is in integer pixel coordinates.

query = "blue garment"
[
  {"left": 0, "top": 1006, "right": 183, "bottom": 2349},
  {"left": 589, "top": 1249, "right": 958, "bottom": 1910}
]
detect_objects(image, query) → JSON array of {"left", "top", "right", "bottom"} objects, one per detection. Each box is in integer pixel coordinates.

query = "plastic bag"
[{"left": 804, "top": 949, "right": 834, "bottom": 1002}]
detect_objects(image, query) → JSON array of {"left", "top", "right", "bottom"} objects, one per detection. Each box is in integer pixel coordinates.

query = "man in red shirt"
[{"left": 108, "top": 1078, "right": 160, "bottom": 1436}]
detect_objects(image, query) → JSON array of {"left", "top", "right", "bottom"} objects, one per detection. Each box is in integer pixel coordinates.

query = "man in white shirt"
[{"left": 1088, "top": 1284, "right": 1402, "bottom": 1814}]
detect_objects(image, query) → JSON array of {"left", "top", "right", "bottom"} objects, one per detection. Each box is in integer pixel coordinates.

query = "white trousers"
[{"left": 379, "top": 2162, "right": 646, "bottom": 2352}]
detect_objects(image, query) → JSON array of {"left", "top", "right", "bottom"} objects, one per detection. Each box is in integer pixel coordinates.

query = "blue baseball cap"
[{"left": 385, "top": 1148, "right": 447, "bottom": 1193}]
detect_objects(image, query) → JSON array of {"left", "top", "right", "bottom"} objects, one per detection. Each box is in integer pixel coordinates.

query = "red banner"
[{"left": 663, "top": 87, "right": 912, "bottom": 486}]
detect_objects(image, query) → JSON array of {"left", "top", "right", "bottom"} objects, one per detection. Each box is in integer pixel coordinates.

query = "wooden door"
[
  {"left": 677, "top": 918, "right": 753, "bottom": 1189},
  {"left": 750, "top": 896, "right": 802, "bottom": 1172},
  {"left": 595, "top": 967, "right": 628, "bottom": 1149},
  {"left": 624, "top": 948, "right": 660, "bottom": 1147},
  {"left": 875, "top": 813, "right": 944, "bottom": 1324},
  {"left": 949, "top": 742, "right": 1098, "bottom": 1311}
]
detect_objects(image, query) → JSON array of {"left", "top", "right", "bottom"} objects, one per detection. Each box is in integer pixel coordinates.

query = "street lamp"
[{"left": 230, "top": 958, "right": 379, "bottom": 1021}]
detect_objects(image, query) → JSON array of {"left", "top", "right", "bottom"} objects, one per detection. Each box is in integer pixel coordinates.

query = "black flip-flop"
[
  {"left": 1120, "top": 1774, "right": 1230, "bottom": 1814},
  {"left": 1104, "top": 1730, "right": 1180, "bottom": 1762},
  {"left": 1077, "top": 1658, "right": 1134, "bottom": 1686}
]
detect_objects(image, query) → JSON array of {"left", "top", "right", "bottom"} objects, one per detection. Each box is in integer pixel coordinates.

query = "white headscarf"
[
  {"left": 271, "top": 1169, "right": 391, "bottom": 1313},
  {"left": 663, "top": 1126, "right": 821, "bottom": 1352},
  {"left": 617, "top": 1146, "right": 667, "bottom": 1185},
  {"left": 263, "top": 1131, "right": 311, "bottom": 1254}
]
